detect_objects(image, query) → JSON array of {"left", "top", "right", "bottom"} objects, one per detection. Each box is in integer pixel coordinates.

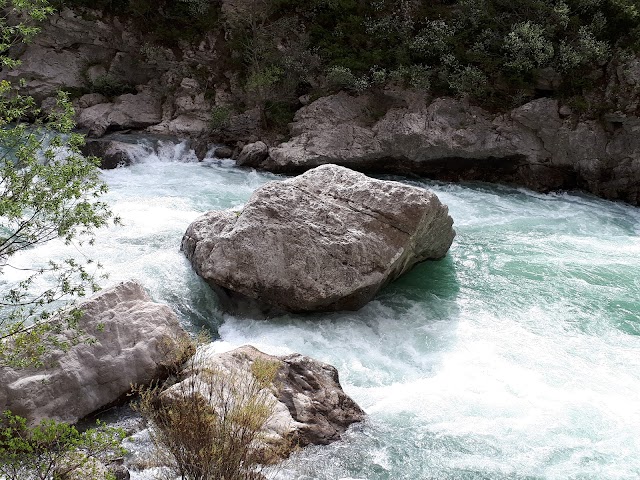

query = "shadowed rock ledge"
[{"left": 240, "top": 93, "right": 640, "bottom": 206}]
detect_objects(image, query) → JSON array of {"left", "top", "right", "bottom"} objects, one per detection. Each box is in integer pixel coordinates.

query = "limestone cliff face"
[
  {"left": 253, "top": 92, "right": 639, "bottom": 206},
  {"left": 0, "top": 281, "right": 190, "bottom": 426},
  {"left": 2, "top": 7, "right": 242, "bottom": 139},
  {"left": 4, "top": 8, "right": 640, "bottom": 205}
]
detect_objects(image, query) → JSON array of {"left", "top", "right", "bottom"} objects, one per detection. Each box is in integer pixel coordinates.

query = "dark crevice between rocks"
[{"left": 262, "top": 154, "right": 584, "bottom": 197}]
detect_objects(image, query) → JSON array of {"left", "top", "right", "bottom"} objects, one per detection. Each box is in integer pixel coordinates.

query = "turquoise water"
[{"left": 9, "top": 141, "right": 640, "bottom": 479}]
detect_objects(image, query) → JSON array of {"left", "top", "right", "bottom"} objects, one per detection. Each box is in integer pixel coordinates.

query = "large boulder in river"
[
  {"left": 0, "top": 281, "right": 190, "bottom": 425},
  {"left": 162, "top": 345, "right": 364, "bottom": 453},
  {"left": 181, "top": 164, "right": 455, "bottom": 313}
]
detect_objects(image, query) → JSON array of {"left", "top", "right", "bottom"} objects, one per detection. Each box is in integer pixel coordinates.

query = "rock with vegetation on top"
[
  {"left": 0, "top": 281, "right": 190, "bottom": 426},
  {"left": 163, "top": 345, "right": 365, "bottom": 453},
  {"left": 182, "top": 164, "right": 455, "bottom": 313}
]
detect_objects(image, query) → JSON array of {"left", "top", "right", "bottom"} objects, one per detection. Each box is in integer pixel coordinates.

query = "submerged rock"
[
  {"left": 0, "top": 281, "right": 190, "bottom": 425},
  {"left": 81, "top": 138, "right": 141, "bottom": 169},
  {"left": 182, "top": 164, "right": 455, "bottom": 313},
  {"left": 163, "top": 345, "right": 364, "bottom": 453}
]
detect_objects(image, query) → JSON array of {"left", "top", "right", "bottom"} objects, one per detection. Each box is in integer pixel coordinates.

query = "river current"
[{"left": 8, "top": 140, "right": 640, "bottom": 479}]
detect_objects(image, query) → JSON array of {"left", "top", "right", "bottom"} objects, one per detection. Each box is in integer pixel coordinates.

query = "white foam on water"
[{"left": 5, "top": 141, "right": 640, "bottom": 479}]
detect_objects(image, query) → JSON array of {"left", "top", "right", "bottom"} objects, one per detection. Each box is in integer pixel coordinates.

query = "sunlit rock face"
[
  {"left": 182, "top": 164, "right": 455, "bottom": 313},
  {"left": 0, "top": 280, "right": 190, "bottom": 425}
]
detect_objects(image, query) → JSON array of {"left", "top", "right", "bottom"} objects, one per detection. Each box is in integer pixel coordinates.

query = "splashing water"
[{"left": 7, "top": 139, "right": 640, "bottom": 479}]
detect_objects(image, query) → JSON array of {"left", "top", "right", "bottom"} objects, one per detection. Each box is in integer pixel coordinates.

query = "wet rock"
[
  {"left": 81, "top": 138, "right": 143, "bottom": 168},
  {"left": 237, "top": 141, "right": 269, "bottom": 166},
  {"left": 0, "top": 281, "right": 190, "bottom": 426},
  {"left": 182, "top": 164, "right": 455, "bottom": 313},
  {"left": 214, "top": 145, "right": 234, "bottom": 158}
]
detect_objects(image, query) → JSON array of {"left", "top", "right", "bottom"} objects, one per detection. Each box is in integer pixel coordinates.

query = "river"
[{"left": 9, "top": 139, "right": 640, "bottom": 479}]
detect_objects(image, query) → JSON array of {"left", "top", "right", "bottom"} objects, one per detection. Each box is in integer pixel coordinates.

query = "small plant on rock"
[{"left": 136, "top": 353, "right": 286, "bottom": 480}]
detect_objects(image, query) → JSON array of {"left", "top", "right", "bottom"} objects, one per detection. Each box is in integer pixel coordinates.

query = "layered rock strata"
[{"left": 246, "top": 93, "right": 640, "bottom": 206}]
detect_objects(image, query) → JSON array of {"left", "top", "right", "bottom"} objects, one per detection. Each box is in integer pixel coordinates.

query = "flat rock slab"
[
  {"left": 0, "top": 280, "right": 190, "bottom": 425},
  {"left": 182, "top": 164, "right": 455, "bottom": 313}
]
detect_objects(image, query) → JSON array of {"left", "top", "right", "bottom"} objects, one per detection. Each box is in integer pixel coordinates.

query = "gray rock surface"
[
  {"left": 77, "top": 89, "right": 163, "bottom": 137},
  {"left": 0, "top": 281, "right": 190, "bottom": 425},
  {"left": 164, "top": 345, "right": 364, "bottom": 453},
  {"left": 3, "top": 8, "right": 639, "bottom": 203},
  {"left": 237, "top": 141, "right": 269, "bottom": 166},
  {"left": 0, "top": 8, "right": 235, "bottom": 139},
  {"left": 182, "top": 164, "right": 455, "bottom": 312},
  {"left": 259, "top": 93, "right": 640, "bottom": 205},
  {"left": 214, "top": 145, "right": 234, "bottom": 158}
]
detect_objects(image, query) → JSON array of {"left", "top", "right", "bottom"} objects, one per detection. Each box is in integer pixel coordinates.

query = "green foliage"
[
  {"left": 264, "top": 100, "right": 297, "bottom": 131},
  {"left": 221, "top": 0, "right": 640, "bottom": 107},
  {"left": 0, "top": 87, "right": 116, "bottom": 367},
  {"left": 135, "top": 354, "right": 285, "bottom": 480},
  {"left": 88, "top": 75, "right": 136, "bottom": 98},
  {"left": 0, "top": 0, "right": 54, "bottom": 69},
  {"left": 503, "top": 22, "right": 555, "bottom": 73},
  {"left": 326, "top": 65, "right": 357, "bottom": 90},
  {"left": 209, "top": 105, "right": 231, "bottom": 131},
  {"left": 58, "top": 0, "right": 220, "bottom": 44},
  {"left": 0, "top": 411, "right": 126, "bottom": 480},
  {"left": 1, "top": 0, "right": 117, "bottom": 368}
]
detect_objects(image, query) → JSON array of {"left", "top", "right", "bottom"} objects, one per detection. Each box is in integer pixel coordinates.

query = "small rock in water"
[
  {"left": 182, "top": 164, "right": 455, "bottom": 313},
  {"left": 214, "top": 145, "right": 234, "bottom": 159},
  {"left": 237, "top": 140, "right": 269, "bottom": 166}
]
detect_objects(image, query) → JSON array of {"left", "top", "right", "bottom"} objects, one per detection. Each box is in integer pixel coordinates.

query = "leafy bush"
[
  {"left": 89, "top": 75, "right": 136, "bottom": 98},
  {"left": 209, "top": 105, "right": 232, "bottom": 131},
  {"left": 503, "top": 22, "right": 555, "bottom": 73},
  {"left": 60, "top": 0, "right": 640, "bottom": 112},
  {"left": 326, "top": 66, "right": 357, "bottom": 90},
  {"left": 0, "top": 411, "right": 126, "bottom": 480}
]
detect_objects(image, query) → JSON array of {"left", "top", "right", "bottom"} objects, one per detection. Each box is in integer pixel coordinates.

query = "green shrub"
[
  {"left": 264, "top": 100, "right": 296, "bottom": 131},
  {"left": 89, "top": 75, "right": 136, "bottom": 98},
  {"left": 209, "top": 106, "right": 232, "bottom": 131},
  {"left": 326, "top": 66, "right": 357, "bottom": 90},
  {"left": 135, "top": 356, "right": 286, "bottom": 480},
  {"left": 0, "top": 411, "right": 126, "bottom": 480}
]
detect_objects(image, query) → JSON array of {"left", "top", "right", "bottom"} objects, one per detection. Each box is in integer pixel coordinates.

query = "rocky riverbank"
[{"left": 3, "top": 6, "right": 639, "bottom": 206}]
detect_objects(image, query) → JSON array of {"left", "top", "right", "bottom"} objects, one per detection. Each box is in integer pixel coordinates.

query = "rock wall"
[
  {"left": 2, "top": 8, "right": 234, "bottom": 139},
  {"left": 251, "top": 92, "right": 639, "bottom": 205},
  {"left": 4, "top": 8, "right": 640, "bottom": 205}
]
